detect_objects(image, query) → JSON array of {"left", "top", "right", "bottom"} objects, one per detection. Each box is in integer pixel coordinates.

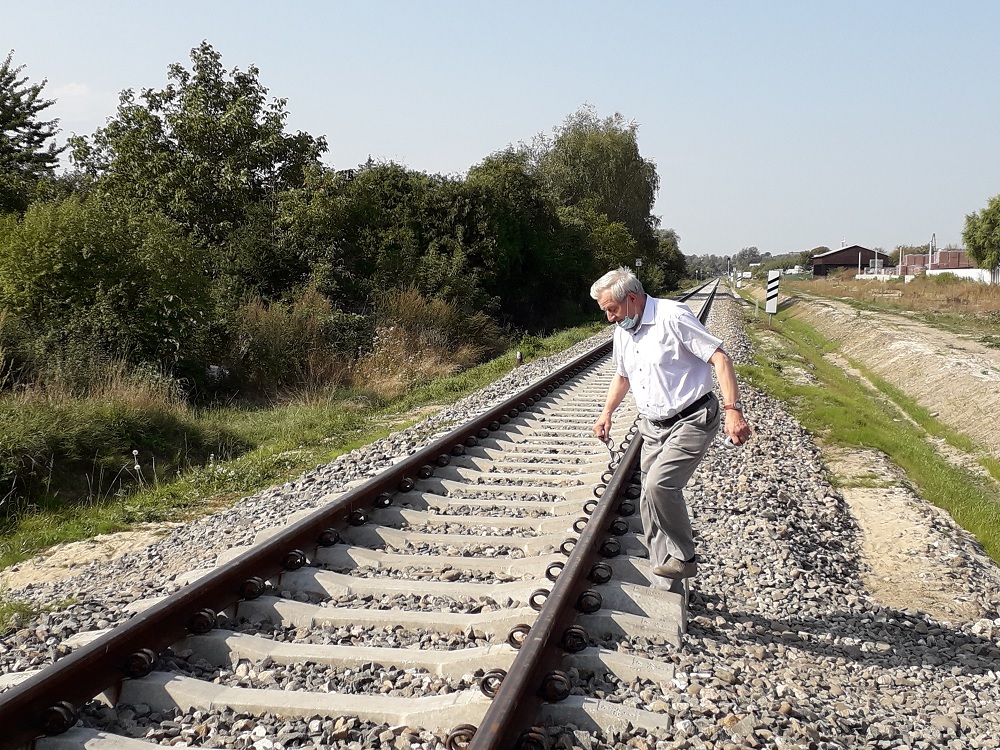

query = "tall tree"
[
  {"left": 0, "top": 51, "right": 66, "bottom": 213},
  {"left": 963, "top": 195, "right": 1000, "bottom": 271},
  {"left": 734, "top": 246, "right": 761, "bottom": 270},
  {"left": 653, "top": 229, "right": 686, "bottom": 290},
  {"left": 534, "top": 106, "right": 660, "bottom": 254},
  {"left": 70, "top": 42, "right": 326, "bottom": 248}
]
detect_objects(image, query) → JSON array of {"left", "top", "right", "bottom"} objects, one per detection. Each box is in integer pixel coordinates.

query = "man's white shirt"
[{"left": 612, "top": 296, "right": 722, "bottom": 421}]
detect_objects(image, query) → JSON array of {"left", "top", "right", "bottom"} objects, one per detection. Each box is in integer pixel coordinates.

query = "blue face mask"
[{"left": 617, "top": 295, "right": 640, "bottom": 331}]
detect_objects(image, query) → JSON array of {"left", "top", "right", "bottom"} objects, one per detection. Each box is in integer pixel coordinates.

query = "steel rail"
[
  {"left": 464, "top": 432, "right": 643, "bottom": 750},
  {"left": 457, "top": 282, "right": 719, "bottom": 749},
  {"left": 0, "top": 338, "right": 613, "bottom": 750}
]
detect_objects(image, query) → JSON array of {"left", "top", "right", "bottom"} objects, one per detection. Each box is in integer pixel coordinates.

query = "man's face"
[{"left": 597, "top": 290, "right": 635, "bottom": 323}]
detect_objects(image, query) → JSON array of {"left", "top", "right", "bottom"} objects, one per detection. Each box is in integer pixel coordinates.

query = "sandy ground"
[
  {"left": 4, "top": 291, "right": 1000, "bottom": 625},
  {"left": 0, "top": 525, "right": 178, "bottom": 591}
]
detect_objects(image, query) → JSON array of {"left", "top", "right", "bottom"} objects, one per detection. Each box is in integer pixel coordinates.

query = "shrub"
[
  {"left": 222, "top": 286, "right": 370, "bottom": 398},
  {"left": 352, "top": 288, "right": 507, "bottom": 400},
  {"left": 0, "top": 196, "right": 211, "bottom": 371}
]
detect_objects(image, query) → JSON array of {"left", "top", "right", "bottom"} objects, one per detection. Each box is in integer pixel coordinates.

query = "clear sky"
[{"left": 6, "top": 1, "right": 999, "bottom": 257}]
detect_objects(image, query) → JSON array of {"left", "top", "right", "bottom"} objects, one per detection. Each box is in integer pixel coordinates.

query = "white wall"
[{"left": 926, "top": 268, "right": 995, "bottom": 284}]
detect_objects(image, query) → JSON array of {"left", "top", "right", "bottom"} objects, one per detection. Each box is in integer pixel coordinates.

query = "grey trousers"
[{"left": 637, "top": 395, "right": 720, "bottom": 584}]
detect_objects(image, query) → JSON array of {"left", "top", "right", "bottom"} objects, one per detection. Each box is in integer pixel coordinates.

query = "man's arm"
[
  {"left": 709, "top": 348, "right": 752, "bottom": 445},
  {"left": 593, "top": 373, "right": 630, "bottom": 442}
]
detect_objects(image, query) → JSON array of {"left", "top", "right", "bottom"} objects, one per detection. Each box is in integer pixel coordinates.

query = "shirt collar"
[{"left": 637, "top": 295, "right": 656, "bottom": 328}]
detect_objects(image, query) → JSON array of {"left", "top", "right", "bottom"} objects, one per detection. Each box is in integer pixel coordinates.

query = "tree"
[
  {"left": 799, "top": 248, "right": 823, "bottom": 270},
  {"left": 70, "top": 42, "right": 326, "bottom": 248},
  {"left": 653, "top": 229, "right": 686, "bottom": 291},
  {"left": 734, "top": 246, "right": 761, "bottom": 270},
  {"left": 963, "top": 194, "right": 1000, "bottom": 271},
  {"left": 0, "top": 196, "right": 211, "bottom": 367},
  {"left": 534, "top": 106, "right": 660, "bottom": 254},
  {"left": 0, "top": 51, "right": 66, "bottom": 213}
]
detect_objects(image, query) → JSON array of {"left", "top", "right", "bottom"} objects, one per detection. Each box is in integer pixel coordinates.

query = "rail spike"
[
  {"left": 516, "top": 727, "right": 551, "bottom": 750},
  {"left": 187, "top": 608, "right": 217, "bottom": 634},
  {"left": 561, "top": 624, "right": 589, "bottom": 653},
  {"left": 125, "top": 647, "right": 158, "bottom": 678},
  {"left": 240, "top": 576, "right": 267, "bottom": 600},
  {"left": 540, "top": 671, "right": 572, "bottom": 702}
]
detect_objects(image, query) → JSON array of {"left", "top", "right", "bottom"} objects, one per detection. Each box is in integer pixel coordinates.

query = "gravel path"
[{"left": 4, "top": 292, "right": 1000, "bottom": 749}]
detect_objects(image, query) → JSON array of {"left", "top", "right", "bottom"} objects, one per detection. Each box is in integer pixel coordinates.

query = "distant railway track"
[{"left": 1, "top": 282, "right": 720, "bottom": 750}]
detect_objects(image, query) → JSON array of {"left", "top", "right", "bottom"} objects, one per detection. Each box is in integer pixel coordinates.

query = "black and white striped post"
[{"left": 765, "top": 269, "right": 780, "bottom": 323}]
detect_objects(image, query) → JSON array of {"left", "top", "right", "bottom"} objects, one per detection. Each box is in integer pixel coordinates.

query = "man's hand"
[
  {"left": 593, "top": 412, "right": 613, "bottom": 444},
  {"left": 724, "top": 408, "right": 751, "bottom": 445}
]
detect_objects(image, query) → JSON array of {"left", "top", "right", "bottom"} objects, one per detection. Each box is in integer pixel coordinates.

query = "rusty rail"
[{"left": 464, "top": 430, "right": 643, "bottom": 750}]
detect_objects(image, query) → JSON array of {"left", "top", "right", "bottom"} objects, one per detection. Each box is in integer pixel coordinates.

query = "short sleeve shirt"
[{"left": 612, "top": 296, "right": 722, "bottom": 420}]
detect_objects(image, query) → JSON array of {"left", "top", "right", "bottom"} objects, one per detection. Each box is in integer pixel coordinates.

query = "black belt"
[{"left": 648, "top": 392, "right": 714, "bottom": 429}]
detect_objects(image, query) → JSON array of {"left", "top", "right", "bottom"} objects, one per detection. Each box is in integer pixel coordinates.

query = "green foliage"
[
  {"left": 534, "top": 106, "right": 659, "bottom": 255},
  {"left": 69, "top": 42, "right": 326, "bottom": 248},
  {"left": 556, "top": 204, "right": 633, "bottom": 298},
  {"left": 466, "top": 149, "right": 575, "bottom": 324},
  {"left": 0, "top": 51, "right": 66, "bottom": 213},
  {"left": 374, "top": 286, "right": 505, "bottom": 356},
  {"left": 654, "top": 229, "right": 686, "bottom": 291},
  {"left": 4, "top": 40, "right": 665, "bottom": 394},
  {"left": 0, "top": 196, "right": 211, "bottom": 370},
  {"left": 734, "top": 246, "right": 761, "bottom": 269},
  {"left": 0, "top": 322, "right": 601, "bottom": 568},
  {"left": 963, "top": 194, "right": 1000, "bottom": 271},
  {"left": 277, "top": 163, "right": 496, "bottom": 314},
  {"left": 0, "top": 597, "right": 38, "bottom": 632},
  {"left": 0, "top": 389, "right": 242, "bottom": 522}
]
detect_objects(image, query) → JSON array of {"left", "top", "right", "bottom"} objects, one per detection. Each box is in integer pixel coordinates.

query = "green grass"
[
  {"left": 0, "top": 597, "right": 38, "bottom": 630},
  {"left": 0, "top": 323, "right": 605, "bottom": 572},
  {"left": 846, "top": 361, "right": 979, "bottom": 453},
  {"left": 982, "top": 456, "right": 1000, "bottom": 484},
  {"left": 740, "top": 312, "right": 1000, "bottom": 563}
]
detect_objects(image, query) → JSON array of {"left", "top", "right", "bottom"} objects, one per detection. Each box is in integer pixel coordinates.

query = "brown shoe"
[{"left": 652, "top": 557, "right": 697, "bottom": 579}]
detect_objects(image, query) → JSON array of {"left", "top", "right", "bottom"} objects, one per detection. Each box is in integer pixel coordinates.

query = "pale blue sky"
[{"left": 6, "top": 1, "right": 999, "bottom": 257}]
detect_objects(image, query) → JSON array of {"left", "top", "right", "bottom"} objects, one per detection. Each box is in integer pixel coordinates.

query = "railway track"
[{"left": 1, "top": 283, "right": 720, "bottom": 750}]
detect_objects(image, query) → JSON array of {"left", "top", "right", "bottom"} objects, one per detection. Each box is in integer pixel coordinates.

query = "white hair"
[{"left": 590, "top": 266, "right": 644, "bottom": 301}]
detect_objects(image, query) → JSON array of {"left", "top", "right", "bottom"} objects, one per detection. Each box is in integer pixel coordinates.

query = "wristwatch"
[{"left": 723, "top": 401, "right": 743, "bottom": 412}]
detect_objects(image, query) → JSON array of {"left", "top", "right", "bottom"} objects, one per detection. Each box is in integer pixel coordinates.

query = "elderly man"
[{"left": 591, "top": 267, "right": 751, "bottom": 582}]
